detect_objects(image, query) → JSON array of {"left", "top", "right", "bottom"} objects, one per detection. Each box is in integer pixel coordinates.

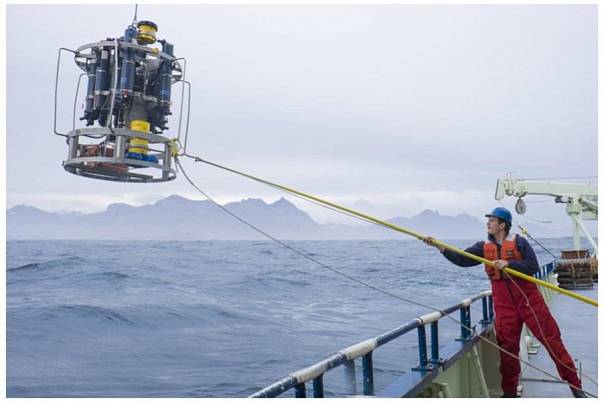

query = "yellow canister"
[
  {"left": 136, "top": 21, "right": 158, "bottom": 45},
  {"left": 129, "top": 120, "right": 150, "bottom": 155}
]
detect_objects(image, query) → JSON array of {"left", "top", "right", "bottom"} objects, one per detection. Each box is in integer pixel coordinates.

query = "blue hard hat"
[{"left": 485, "top": 207, "right": 512, "bottom": 224}]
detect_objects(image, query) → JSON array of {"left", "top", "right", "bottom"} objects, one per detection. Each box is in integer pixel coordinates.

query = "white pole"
[{"left": 573, "top": 215, "right": 598, "bottom": 256}]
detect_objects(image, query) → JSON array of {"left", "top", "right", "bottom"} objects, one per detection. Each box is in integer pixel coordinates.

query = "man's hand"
[
  {"left": 493, "top": 260, "right": 508, "bottom": 270},
  {"left": 423, "top": 236, "right": 445, "bottom": 253},
  {"left": 485, "top": 260, "right": 507, "bottom": 280}
]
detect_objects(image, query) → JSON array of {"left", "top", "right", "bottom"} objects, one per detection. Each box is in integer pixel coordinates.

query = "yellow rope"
[{"left": 188, "top": 156, "right": 598, "bottom": 308}]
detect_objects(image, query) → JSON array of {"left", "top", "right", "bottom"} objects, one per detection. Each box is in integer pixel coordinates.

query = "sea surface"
[{"left": 6, "top": 238, "right": 593, "bottom": 397}]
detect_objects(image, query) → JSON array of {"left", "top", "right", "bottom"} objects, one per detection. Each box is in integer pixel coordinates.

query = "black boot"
[{"left": 571, "top": 387, "right": 588, "bottom": 398}]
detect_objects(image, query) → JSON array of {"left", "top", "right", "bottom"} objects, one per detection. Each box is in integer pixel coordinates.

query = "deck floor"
[{"left": 520, "top": 284, "right": 598, "bottom": 398}]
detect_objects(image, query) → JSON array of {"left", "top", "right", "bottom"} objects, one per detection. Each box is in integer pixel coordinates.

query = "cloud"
[{"left": 6, "top": 4, "right": 597, "bottom": 225}]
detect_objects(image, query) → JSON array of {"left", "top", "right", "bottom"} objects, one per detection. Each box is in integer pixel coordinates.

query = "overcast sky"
[{"left": 6, "top": 4, "right": 597, "bottom": 230}]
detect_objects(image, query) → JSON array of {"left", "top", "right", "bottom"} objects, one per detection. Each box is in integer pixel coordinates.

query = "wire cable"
[
  {"left": 183, "top": 154, "right": 597, "bottom": 308},
  {"left": 176, "top": 157, "right": 597, "bottom": 397}
]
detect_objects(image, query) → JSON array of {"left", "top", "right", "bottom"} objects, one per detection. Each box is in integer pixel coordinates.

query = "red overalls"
[{"left": 483, "top": 235, "right": 581, "bottom": 395}]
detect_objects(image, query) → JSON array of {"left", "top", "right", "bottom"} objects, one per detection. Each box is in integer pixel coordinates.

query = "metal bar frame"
[{"left": 54, "top": 47, "right": 78, "bottom": 137}]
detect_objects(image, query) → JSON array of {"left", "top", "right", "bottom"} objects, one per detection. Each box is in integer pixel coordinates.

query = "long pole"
[{"left": 188, "top": 156, "right": 598, "bottom": 308}]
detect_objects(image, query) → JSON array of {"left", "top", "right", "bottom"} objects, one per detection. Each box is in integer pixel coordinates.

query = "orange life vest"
[{"left": 483, "top": 234, "right": 522, "bottom": 280}]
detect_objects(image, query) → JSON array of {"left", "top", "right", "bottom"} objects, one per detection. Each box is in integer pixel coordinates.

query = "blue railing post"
[
  {"left": 344, "top": 360, "right": 357, "bottom": 394},
  {"left": 459, "top": 308, "right": 467, "bottom": 340},
  {"left": 429, "top": 321, "right": 440, "bottom": 364},
  {"left": 488, "top": 295, "right": 494, "bottom": 321},
  {"left": 362, "top": 352, "right": 374, "bottom": 396},
  {"left": 413, "top": 325, "right": 429, "bottom": 370},
  {"left": 480, "top": 296, "right": 490, "bottom": 324},
  {"left": 294, "top": 383, "right": 306, "bottom": 398},
  {"left": 460, "top": 306, "right": 471, "bottom": 341},
  {"left": 313, "top": 375, "right": 324, "bottom": 398}
]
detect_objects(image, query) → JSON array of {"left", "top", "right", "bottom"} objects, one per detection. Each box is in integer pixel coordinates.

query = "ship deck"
[{"left": 521, "top": 284, "right": 598, "bottom": 398}]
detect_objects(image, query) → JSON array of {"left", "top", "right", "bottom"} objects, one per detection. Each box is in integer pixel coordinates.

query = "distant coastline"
[{"left": 7, "top": 195, "right": 592, "bottom": 241}]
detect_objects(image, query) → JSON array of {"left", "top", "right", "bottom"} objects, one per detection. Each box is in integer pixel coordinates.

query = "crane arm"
[{"left": 495, "top": 176, "right": 597, "bottom": 201}]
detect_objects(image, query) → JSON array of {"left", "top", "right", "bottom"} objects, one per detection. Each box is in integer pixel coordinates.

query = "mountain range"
[{"left": 6, "top": 195, "right": 571, "bottom": 240}]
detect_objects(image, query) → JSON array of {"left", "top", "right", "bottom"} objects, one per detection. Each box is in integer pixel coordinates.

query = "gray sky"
[{"left": 6, "top": 4, "right": 597, "bottom": 230}]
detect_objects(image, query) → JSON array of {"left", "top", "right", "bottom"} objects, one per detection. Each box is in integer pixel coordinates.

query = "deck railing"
[{"left": 249, "top": 261, "right": 556, "bottom": 398}]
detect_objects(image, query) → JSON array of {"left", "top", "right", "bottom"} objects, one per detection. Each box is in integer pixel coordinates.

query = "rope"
[
  {"left": 183, "top": 154, "right": 598, "bottom": 308},
  {"left": 176, "top": 157, "right": 597, "bottom": 397},
  {"left": 502, "top": 268, "right": 598, "bottom": 387}
]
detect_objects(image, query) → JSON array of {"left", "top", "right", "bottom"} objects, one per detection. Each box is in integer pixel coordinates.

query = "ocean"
[{"left": 6, "top": 238, "right": 587, "bottom": 397}]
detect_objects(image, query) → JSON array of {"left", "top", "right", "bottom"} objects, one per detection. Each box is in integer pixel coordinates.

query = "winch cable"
[
  {"left": 182, "top": 154, "right": 598, "bottom": 308},
  {"left": 176, "top": 158, "right": 597, "bottom": 397},
  {"left": 518, "top": 224, "right": 558, "bottom": 260}
]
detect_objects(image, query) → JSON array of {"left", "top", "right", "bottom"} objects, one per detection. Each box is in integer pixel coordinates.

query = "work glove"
[
  {"left": 423, "top": 236, "right": 445, "bottom": 253},
  {"left": 485, "top": 260, "right": 507, "bottom": 281}
]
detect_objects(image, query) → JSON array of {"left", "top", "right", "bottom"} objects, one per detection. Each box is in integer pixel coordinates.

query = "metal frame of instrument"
[{"left": 54, "top": 21, "right": 191, "bottom": 183}]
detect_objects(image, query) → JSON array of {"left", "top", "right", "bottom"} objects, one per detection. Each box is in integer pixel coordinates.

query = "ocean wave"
[
  {"left": 56, "top": 304, "right": 135, "bottom": 325},
  {"left": 248, "top": 274, "right": 311, "bottom": 289},
  {"left": 8, "top": 256, "right": 86, "bottom": 273},
  {"left": 93, "top": 271, "right": 131, "bottom": 281},
  {"left": 6, "top": 238, "right": 533, "bottom": 397},
  {"left": 7, "top": 262, "right": 41, "bottom": 272}
]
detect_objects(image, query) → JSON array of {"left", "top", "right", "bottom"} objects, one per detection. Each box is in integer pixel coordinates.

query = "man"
[{"left": 425, "top": 207, "right": 586, "bottom": 398}]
